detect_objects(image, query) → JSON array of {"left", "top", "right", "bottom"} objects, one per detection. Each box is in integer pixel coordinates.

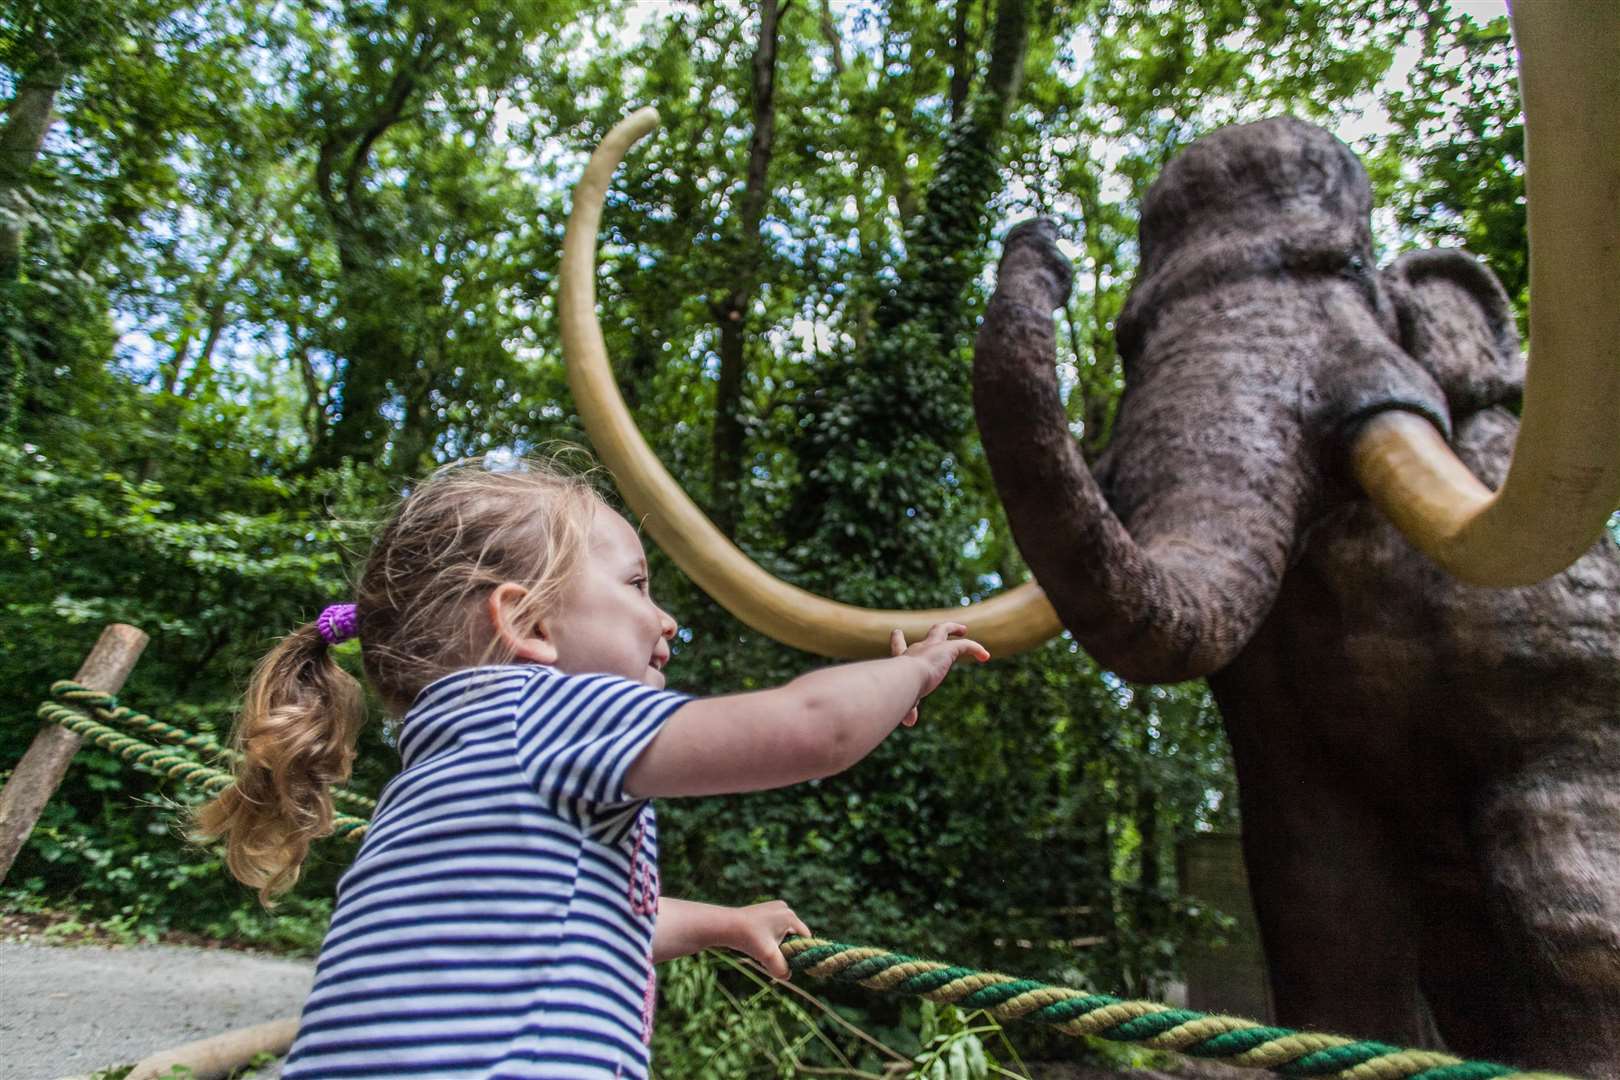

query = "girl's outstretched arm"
[
  {"left": 625, "top": 622, "right": 988, "bottom": 798},
  {"left": 653, "top": 898, "right": 811, "bottom": 979}
]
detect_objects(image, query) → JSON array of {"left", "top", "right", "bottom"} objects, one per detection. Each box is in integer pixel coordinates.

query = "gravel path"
[{"left": 2, "top": 941, "right": 313, "bottom": 1080}]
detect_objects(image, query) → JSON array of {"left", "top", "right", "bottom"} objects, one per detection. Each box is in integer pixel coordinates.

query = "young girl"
[{"left": 197, "top": 455, "right": 988, "bottom": 1080}]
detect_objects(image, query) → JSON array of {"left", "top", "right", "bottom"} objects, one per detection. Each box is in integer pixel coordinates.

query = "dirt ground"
[{"left": 1, "top": 917, "right": 313, "bottom": 1080}]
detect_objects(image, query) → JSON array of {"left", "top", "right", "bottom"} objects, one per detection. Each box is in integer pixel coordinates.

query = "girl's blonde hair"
[{"left": 195, "top": 455, "right": 602, "bottom": 904}]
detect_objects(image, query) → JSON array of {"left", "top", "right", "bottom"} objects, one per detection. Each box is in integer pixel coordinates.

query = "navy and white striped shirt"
[{"left": 283, "top": 664, "right": 690, "bottom": 1079}]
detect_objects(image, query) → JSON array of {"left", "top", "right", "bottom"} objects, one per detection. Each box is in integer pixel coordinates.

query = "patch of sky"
[
  {"left": 483, "top": 446, "right": 523, "bottom": 470},
  {"left": 962, "top": 517, "right": 992, "bottom": 561},
  {"left": 1055, "top": 358, "right": 1081, "bottom": 408},
  {"left": 791, "top": 318, "right": 840, "bottom": 355}
]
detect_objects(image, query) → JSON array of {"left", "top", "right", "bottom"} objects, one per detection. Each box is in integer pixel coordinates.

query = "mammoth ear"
[{"left": 1381, "top": 249, "right": 1523, "bottom": 416}]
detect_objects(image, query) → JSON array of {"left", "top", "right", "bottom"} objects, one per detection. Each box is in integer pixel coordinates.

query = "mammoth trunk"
[{"left": 974, "top": 219, "right": 1309, "bottom": 684}]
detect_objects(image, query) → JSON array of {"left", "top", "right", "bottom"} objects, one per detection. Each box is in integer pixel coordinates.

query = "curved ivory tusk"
[
  {"left": 558, "top": 107, "right": 1062, "bottom": 658},
  {"left": 1354, "top": 1, "right": 1620, "bottom": 587}
]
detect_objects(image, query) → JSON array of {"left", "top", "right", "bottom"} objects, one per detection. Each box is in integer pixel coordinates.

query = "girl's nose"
[{"left": 658, "top": 608, "right": 677, "bottom": 639}]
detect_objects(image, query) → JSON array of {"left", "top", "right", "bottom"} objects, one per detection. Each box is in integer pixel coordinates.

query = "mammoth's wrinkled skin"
[{"left": 973, "top": 117, "right": 1620, "bottom": 1074}]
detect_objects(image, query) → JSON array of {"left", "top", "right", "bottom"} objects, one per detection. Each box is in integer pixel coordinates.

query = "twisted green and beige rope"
[
  {"left": 38, "top": 689, "right": 369, "bottom": 840},
  {"left": 48, "top": 680, "right": 377, "bottom": 814},
  {"left": 781, "top": 939, "right": 1578, "bottom": 1080}
]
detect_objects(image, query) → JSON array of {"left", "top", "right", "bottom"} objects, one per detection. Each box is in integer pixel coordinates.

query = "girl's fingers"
[
  {"left": 948, "top": 638, "right": 990, "bottom": 664},
  {"left": 759, "top": 927, "right": 794, "bottom": 977},
  {"left": 890, "top": 628, "right": 905, "bottom": 656}
]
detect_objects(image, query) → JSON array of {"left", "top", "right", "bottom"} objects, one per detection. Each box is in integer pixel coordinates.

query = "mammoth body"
[{"left": 974, "top": 118, "right": 1620, "bottom": 1072}]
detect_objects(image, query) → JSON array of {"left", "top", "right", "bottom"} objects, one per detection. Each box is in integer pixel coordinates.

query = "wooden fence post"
[{"left": 0, "top": 623, "right": 150, "bottom": 884}]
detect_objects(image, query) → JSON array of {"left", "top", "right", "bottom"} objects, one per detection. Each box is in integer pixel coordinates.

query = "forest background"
[{"left": 1, "top": 0, "right": 1528, "bottom": 1074}]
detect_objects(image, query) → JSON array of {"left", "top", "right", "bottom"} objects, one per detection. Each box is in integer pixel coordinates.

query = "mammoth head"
[
  {"left": 1114, "top": 115, "right": 1447, "bottom": 436},
  {"left": 1132, "top": 113, "right": 1375, "bottom": 288},
  {"left": 972, "top": 101, "right": 1604, "bottom": 681},
  {"left": 975, "top": 117, "right": 1468, "bottom": 682}
]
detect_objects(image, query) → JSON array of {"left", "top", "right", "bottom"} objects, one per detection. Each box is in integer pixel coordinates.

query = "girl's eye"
[{"left": 630, "top": 576, "right": 649, "bottom": 593}]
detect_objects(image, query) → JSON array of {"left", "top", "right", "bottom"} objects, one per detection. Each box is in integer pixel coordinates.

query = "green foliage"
[
  {"left": 293, "top": 0, "right": 590, "bottom": 471},
  {"left": 906, "top": 1000, "right": 1000, "bottom": 1080},
  {"left": 1372, "top": 9, "right": 1526, "bottom": 325},
  {"left": 652, "top": 950, "right": 1030, "bottom": 1079},
  {"left": 785, "top": 0, "right": 1032, "bottom": 604},
  {"left": 653, "top": 951, "right": 803, "bottom": 1078},
  {"left": 0, "top": 435, "right": 378, "bottom": 950}
]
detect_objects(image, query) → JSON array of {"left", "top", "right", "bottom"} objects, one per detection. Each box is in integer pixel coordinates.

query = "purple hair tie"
[{"left": 316, "top": 604, "right": 359, "bottom": 645}]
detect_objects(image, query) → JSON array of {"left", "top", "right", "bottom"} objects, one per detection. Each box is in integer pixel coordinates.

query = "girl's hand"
[
  {"left": 725, "top": 900, "right": 812, "bottom": 980},
  {"left": 890, "top": 622, "right": 991, "bottom": 727},
  {"left": 629, "top": 623, "right": 990, "bottom": 798}
]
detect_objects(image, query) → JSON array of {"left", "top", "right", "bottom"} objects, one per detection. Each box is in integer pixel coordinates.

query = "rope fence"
[
  {"left": 781, "top": 939, "right": 1578, "bottom": 1080},
  {"left": 38, "top": 681, "right": 370, "bottom": 838}
]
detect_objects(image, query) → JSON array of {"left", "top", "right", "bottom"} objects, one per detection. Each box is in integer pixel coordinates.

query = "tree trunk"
[
  {"left": 176, "top": 282, "right": 233, "bottom": 402},
  {"left": 0, "top": 65, "right": 63, "bottom": 286},
  {"left": 818, "top": 0, "right": 844, "bottom": 75},
  {"left": 0, "top": 61, "right": 66, "bottom": 436},
  {"left": 295, "top": 333, "right": 328, "bottom": 451},
  {"left": 876, "top": 0, "right": 1028, "bottom": 346},
  {"left": 947, "top": 0, "right": 975, "bottom": 123},
  {"left": 980, "top": 0, "right": 1027, "bottom": 107},
  {"left": 710, "top": 0, "right": 784, "bottom": 536},
  {"left": 163, "top": 208, "right": 256, "bottom": 398},
  {"left": 816, "top": 1, "right": 885, "bottom": 359},
  {"left": 160, "top": 320, "right": 194, "bottom": 398},
  {"left": 309, "top": 32, "right": 435, "bottom": 472}
]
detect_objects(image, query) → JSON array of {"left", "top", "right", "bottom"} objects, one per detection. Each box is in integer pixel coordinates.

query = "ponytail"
[
  {"left": 195, "top": 622, "right": 366, "bottom": 906},
  {"left": 196, "top": 455, "right": 603, "bottom": 903}
]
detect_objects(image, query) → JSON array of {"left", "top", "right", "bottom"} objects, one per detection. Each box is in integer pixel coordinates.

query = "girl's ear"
[{"left": 488, "top": 583, "right": 559, "bottom": 665}]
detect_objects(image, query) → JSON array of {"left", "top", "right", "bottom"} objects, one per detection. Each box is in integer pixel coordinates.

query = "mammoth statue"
[
  {"left": 557, "top": 4, "right": 1619, "bottom": 1074},
  {"left": 973, "top": 125, "right": 1620, "bottom": 1070}
]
